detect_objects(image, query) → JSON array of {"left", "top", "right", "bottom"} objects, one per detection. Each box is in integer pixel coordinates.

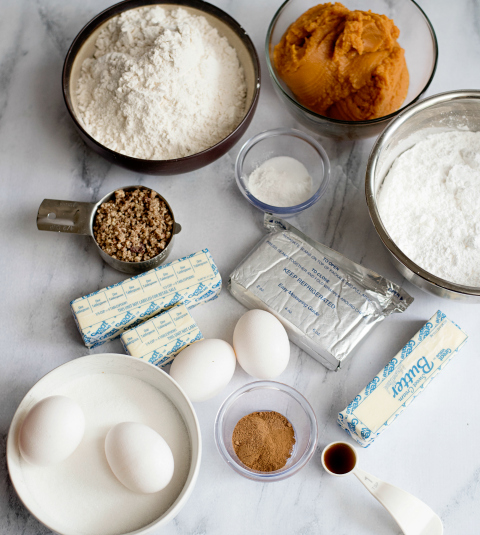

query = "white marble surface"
[{"left": 1, "top": 0, "right": 480, "bottom": 533}]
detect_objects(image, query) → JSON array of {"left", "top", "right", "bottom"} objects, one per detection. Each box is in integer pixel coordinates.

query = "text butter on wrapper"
[
  {"left": 338, "top": 311, "right": 468, "bottom": 447},
  {"left": 229, "top": 216, "right": 412, "bottom": 370},
  {"left": 121, "top": 304, "right": 203, "bottom": 367},
  {"left": 71, "top": 249, "right": 221, "bottom": 348}
]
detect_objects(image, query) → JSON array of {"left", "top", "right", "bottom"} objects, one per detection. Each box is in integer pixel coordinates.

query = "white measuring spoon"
[{"left": 321, "top": 441, "right": 443, "bottom": 535}]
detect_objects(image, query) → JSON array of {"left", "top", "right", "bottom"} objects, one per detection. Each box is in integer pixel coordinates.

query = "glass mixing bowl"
[
  {"left": 266, "top": 0, "right": 438, "bottom": 140},
  {"left": 235, "top": 128, "right": 330, "bottom": 216},
  {"left": 214, "top": 381, "right": 318, "bottom": 482}
]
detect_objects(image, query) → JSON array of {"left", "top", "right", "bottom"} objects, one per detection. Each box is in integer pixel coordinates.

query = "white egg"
[
  {"left": 105, "top": 422, "right": 174, "bottom": 494},
  {"left": 170, "top": 339, "right": 236, "bottom": 402},
  {"left": 19, "top": 395, "right": 85, "bottom": 466},
  {"left": 233, "top": 309, "right": 290, "bottom": 379}
]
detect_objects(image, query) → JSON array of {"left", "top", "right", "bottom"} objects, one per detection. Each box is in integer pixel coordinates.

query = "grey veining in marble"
[{"left": 1, "top": 0, "right": 480, "bottom": 534}]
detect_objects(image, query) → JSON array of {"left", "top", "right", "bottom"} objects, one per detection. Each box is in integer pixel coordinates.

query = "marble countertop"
[{"left": 1, "top": 0, "right": 479, "bottom": 533}]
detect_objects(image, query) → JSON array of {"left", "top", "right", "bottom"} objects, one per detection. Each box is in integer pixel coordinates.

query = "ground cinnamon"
[{"left": 232, "top": 411, "right": 296, "bottom": 472}]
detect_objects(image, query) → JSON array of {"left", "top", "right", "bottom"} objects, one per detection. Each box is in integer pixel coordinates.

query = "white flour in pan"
[
  {"left": 378, "top": 130, "right": 480, "bottom": 287},
  {"left": 76, "top": 7, "right": 247, "bottom": 160}
]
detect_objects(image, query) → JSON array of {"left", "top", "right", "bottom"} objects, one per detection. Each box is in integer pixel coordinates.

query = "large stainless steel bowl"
[{"left": 366, "top": 90, "right": 480, "bottom": 302}]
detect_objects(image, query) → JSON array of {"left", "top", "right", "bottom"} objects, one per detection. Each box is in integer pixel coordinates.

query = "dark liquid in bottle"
[{"left": 324, "top": 443, "right": 356, "bottom": 474}]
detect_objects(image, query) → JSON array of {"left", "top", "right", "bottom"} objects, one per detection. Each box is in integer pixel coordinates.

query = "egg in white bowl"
[
  {"left": 7, "top": 354, "right": 201, "bottom": 535},
  {"left": 19, "top": 395, "right": 85, "bottom": 467}
]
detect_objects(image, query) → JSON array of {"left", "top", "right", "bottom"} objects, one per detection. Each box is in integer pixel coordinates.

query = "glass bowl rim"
[
  {"left": 265, "top": 0, "right": 439, "bottom": 126},
  {"left": 235, "top": 127, "right": 331, "bottom": 213},
  {"left": 214, "top": 380, "right": 318, "bottom": 482}
]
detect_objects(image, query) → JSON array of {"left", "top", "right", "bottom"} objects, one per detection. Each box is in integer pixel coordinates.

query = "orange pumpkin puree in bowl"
[{"left": 273, "top": 2, "right": 409, "bottom": 121}]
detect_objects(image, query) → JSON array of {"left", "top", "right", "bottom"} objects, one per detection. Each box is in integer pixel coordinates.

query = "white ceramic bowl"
[{"left": 7, "top": 354, "right": 201, "bottom": 535}]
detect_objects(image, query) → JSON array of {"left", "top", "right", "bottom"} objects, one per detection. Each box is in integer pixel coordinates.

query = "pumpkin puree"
[{"left": 273, "top": 2, "right": 409, "bottom": 121}]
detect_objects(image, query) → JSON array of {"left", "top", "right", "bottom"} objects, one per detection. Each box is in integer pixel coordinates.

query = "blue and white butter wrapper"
[
  {"left": 338, "top": 310, "right": 468, "bottom": 447},
  {"left": 71, "top": 249, "right": 221, "bottom": 348},
  {"left": 120, "top": 304, "right": 203, "bottom": 367}
]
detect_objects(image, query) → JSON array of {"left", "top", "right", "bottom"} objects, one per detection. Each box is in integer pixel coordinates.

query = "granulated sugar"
[
  {"left": 378, "top": 130, "right": 480, "bottom": 286},
  {"left": 20, "top": 374, "right": 191, "bottom": 535},
  {"left": 248, "top": 156, "right": 313, "bottom": 207},
  {"left": 76, "top": 6, "right": 246, "bottom": 159}
]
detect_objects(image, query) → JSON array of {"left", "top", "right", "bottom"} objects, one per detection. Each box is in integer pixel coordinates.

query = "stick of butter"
[
  {"left": 120, "top": 304, "right": 203, "bottom": 367},
  {"left": 70, "top": 249, "right": 221, "bottom": 348},
  {"left": 338, "top": 310, "right": 467, "bottom": 447}
]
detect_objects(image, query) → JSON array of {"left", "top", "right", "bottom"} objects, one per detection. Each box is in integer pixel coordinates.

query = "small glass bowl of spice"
[
  {"left": 214, "top": 381, "right": 318, "bottom": 482},
  {"left": 235, "top": 128, "right": 330, "bottom": 217}
]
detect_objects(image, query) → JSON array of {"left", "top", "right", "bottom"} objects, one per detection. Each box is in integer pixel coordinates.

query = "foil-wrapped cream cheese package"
[
  {"left": 338, "top": 311, "right": 468, "bottom": 447},
  {"left": 71, "top": 249, "right": 221, "bottom": 348},
  {"left": 120, "top": 304, "right": 203, "bottom": 367},
  {"left": 229, "top": 216, "right": 413, "bottom": 370}
]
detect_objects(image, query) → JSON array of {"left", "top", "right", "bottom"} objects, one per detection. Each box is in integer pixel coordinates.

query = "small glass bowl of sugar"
[
  {"left": 235, "top": 128, "right": 330, "bottom": 216},
  {"left": 214, "top": 381, "right": 318, "bottom": 482}
]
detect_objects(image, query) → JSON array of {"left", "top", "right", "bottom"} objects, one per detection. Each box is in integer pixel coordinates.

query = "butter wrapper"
[
  {"left": 229, "top": 216, "right": 412, "bottom": 370},
  {"left": 338, "top": 310, "right": 468, "bottom": 447},
  {"left": 120, "top": 304, "right": 202, "bottom": 367},
  {"left": 71, "top": 249, "right": 221, "bottom": 348}
]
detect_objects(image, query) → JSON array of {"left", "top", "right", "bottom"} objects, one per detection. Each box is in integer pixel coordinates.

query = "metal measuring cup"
[{"left": 36, "top": 185, "right": 182, "bottom": 274}]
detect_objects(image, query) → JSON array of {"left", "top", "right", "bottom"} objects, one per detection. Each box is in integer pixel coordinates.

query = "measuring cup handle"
[
  {"left": 353, "top": 467, "right": 443, "bottom": 535},
  {"left": 353, "top": 466, "right": 384, "bottom": 495},
  {"left": 37, "top": 199, "right": 96, "bottom": 235}
]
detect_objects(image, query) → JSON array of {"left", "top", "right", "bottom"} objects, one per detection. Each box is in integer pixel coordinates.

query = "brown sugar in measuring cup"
[
  {"left": 36, "top": 185, "right": 181, "bottom": 274},
  {"left": 93, "top": 188, "right": 173, "bottom": 263}
]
